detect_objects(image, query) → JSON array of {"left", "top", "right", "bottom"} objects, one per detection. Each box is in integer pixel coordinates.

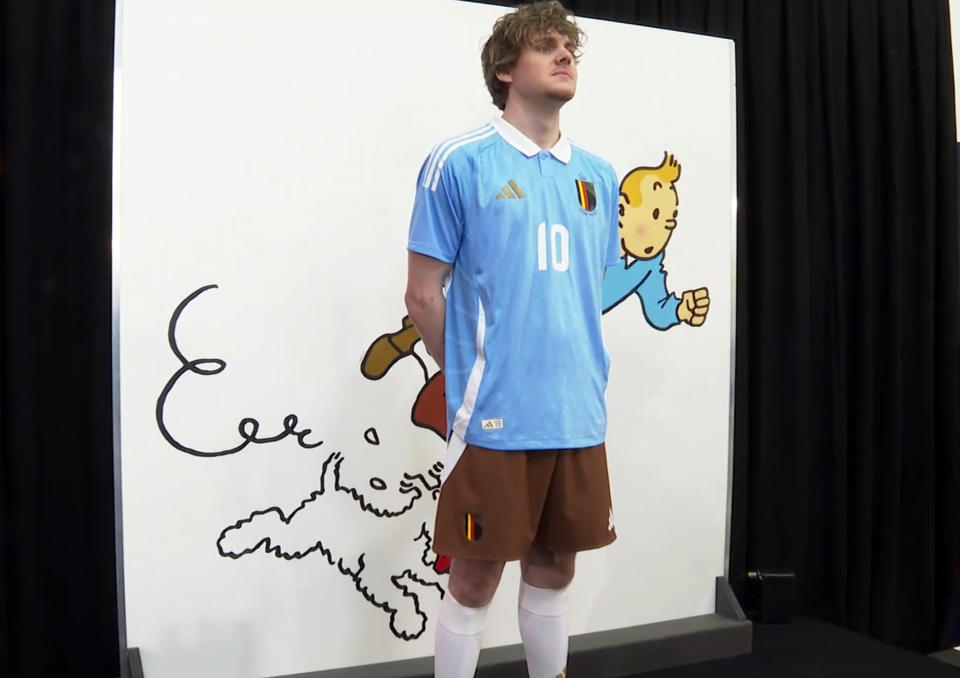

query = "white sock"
[
  {"left": 434, "top": 592, "right": 489, "bottom": 678},
  {"left": 518, "top": 582, "right": 569, "bottom": 678}
]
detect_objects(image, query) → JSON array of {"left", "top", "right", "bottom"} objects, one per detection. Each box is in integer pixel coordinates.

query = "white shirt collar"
[
  {"left": 491, "top": 115, "right": 572, "bottom": 164},
  {"left": 624, "top": 253, "right": 637, "bottom": 268}
]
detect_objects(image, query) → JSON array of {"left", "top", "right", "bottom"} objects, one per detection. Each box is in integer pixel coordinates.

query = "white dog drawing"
[
  {"left": 217, "top": 448, "right": 448, "bottom": 640},
  {"left": 160, "top": 286, "right": 452, "bottom": 641}
]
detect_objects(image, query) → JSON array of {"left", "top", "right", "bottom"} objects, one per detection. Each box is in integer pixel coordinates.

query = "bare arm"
[{"left": 405, "top": 251, "right": 451, "bottom": 371}]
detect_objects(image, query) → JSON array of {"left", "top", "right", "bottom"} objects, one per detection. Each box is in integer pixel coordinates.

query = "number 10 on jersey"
[{"left": 537, "top": 222, "right": 570, "bottom": 272}]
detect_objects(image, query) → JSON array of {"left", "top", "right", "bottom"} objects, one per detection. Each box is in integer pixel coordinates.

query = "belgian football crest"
[{"left": 575, "top": 179, "right": 596, "bottom": 211}]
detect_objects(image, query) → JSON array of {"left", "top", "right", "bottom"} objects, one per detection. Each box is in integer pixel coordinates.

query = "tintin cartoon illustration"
[
  {"left": 361, "top": 315, "right": 446, "bottom": 440},
  {"left": 602, "top": 152, "right": 710, "bottom": 329},
  {"left": 359, "top": 314, "right": 454, "bottom": 578}
]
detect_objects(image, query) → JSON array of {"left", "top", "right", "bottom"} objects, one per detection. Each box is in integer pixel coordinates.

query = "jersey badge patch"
[
  {"left": 575, "top": 179, "right": 596, "bottom": 211},
  {"left": 494, "top": 180, "right": 526, "bottom": 200}
]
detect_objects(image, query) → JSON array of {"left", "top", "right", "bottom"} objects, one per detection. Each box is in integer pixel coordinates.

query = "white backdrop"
[{"left": 114, "top": 1, "right": 736, "bottom": 676}]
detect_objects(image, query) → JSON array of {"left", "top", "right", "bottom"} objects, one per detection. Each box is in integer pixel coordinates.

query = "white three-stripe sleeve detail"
[
  {"left": 422, "top": 125, "right": 492, "bottom": 189},
  {"left": 451, "top": 298, "right": 486, "bottom": 439},
  {"left": 430, "top": 128, "right": 497, "bottom": 192}
]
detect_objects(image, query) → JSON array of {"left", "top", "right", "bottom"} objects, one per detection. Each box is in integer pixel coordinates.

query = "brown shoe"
[{"left": 361, "top": 316, "right": 421, "bottom": 380}]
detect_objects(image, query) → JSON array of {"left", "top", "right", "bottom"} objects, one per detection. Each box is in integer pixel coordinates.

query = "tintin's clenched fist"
[{"left": 678, "top": 287, "right": 709, "bottom": 326}]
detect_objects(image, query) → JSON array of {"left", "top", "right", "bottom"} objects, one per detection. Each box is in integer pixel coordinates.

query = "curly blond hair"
[{"left": 481, "top": 1, "right": 584, "bottom": 110}]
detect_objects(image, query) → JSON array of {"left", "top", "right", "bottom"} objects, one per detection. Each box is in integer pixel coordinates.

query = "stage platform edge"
[{"left": 270, "top": 576, "right": 752, "bottom": 678}]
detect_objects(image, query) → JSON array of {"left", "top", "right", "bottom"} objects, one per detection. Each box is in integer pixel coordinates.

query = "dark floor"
[{"left": 628, "top": 618, "right": 960, "bottom": 678}]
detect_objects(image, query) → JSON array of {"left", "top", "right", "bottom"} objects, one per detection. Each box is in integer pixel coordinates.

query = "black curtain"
[
  {"left": 1, "top": 1, "right": 119, "bottom": 677},
  {"left": 560, "top": 0, "right": 960, "bottom": 652},
  {"left": 1, "top": 1, "right": 958, "bottom": 677}
]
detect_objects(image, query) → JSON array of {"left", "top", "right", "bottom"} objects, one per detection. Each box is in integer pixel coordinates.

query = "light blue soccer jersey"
[{"left": 408, "top": 115, "right": 620, "bottom": 450}]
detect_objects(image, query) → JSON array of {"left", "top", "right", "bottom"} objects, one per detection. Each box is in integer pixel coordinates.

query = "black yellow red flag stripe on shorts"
[{"left": 465, "top": 513, "right": 483, "bottom": 541}]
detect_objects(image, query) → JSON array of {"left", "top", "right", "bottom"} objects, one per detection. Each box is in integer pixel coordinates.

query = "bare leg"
[
  {"left": 520, "top": 543, "right": 575, "bottom": 589},
  {"left": 448, "top": 557, "right": 506, "bottom": 607}
]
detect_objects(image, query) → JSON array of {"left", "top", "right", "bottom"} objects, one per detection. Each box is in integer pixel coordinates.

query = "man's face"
[
  {"left": 498, "top": 30, "right": 577, "bottom": 107},
  {"left": 619, "top": 175, "right": 679, "bottom": 260}
]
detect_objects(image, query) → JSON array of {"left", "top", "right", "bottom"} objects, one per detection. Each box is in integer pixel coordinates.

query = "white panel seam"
[{"left": 451, "top": 298, "right": 486, "bottom": 438}]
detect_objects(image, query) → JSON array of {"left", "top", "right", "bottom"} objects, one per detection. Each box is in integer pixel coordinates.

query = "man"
[{"left": 404, "top": 3, "right": 620, "bottom": 676}]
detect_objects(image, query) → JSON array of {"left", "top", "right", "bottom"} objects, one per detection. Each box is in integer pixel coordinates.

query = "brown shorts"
[{"left": 433, "top": 439, "right": 617, "bottom": 561}]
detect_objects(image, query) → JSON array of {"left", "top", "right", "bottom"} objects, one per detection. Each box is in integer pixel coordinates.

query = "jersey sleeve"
[
  {"left": 605, "top": 168, "right": 622, "bottom": 268},
  {"left": 407, "top": 154, "right": 464, "bottom": 264}
]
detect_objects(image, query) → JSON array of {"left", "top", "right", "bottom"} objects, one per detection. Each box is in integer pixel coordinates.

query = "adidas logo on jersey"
[{"left": 494, "top": 180, "right": 526, "bottom": 200}]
